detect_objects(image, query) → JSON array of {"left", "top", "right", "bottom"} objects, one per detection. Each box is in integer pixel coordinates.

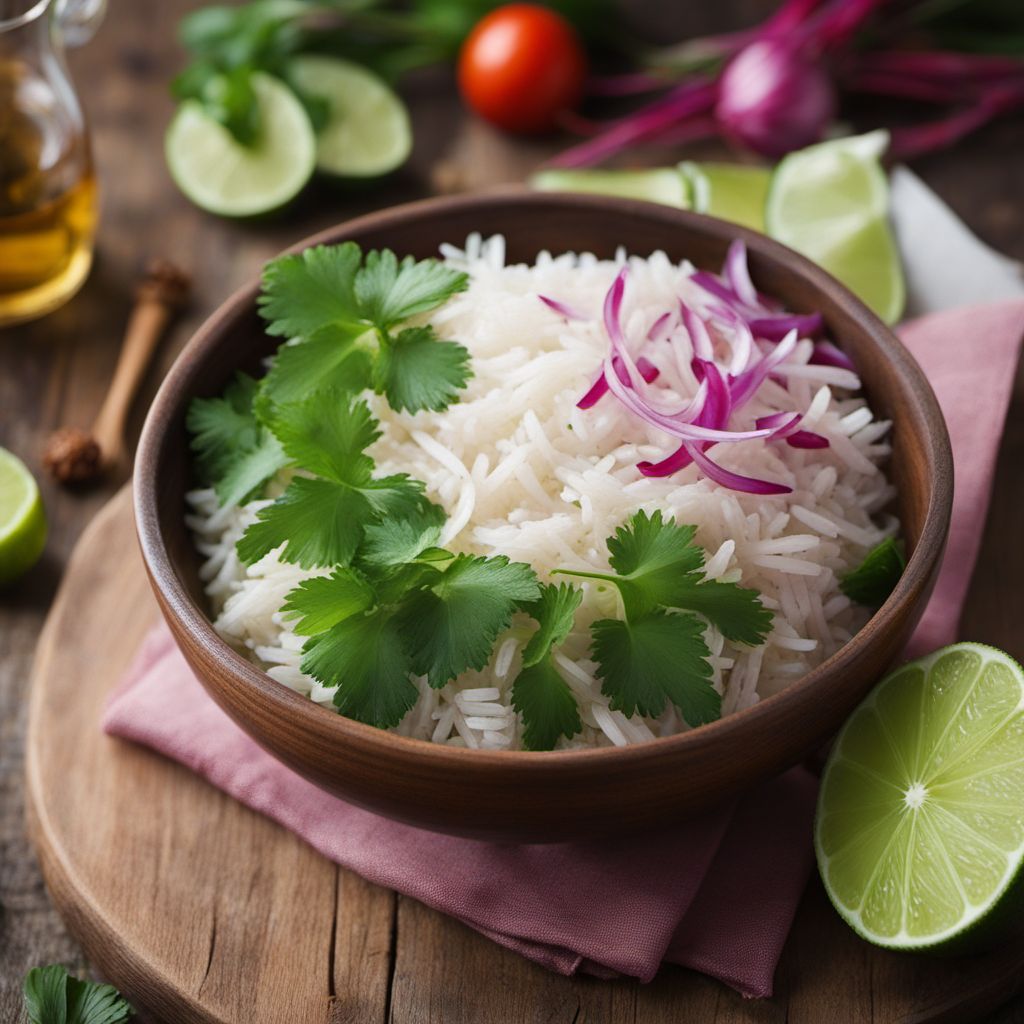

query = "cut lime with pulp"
[
  {"left": 766, "top": 130, "right": 905, "bottom": 324},
  {"left": 166, "top": 72, "right": 316, "bottom": 217},
  {"left": 531, "top": 168, "right": 691, "bottom": 208},
  {"left": 816, "top": 643, "right": 1024, "bottom": 951},
  {"left": 0, "top": 447, "right": 47, "bottom": 585},
  {"left": 680, "top": 161, "right": 769, "bottom": 232},
  {"left": 287, "top": 56, "right": 412, "bottom": 179}
]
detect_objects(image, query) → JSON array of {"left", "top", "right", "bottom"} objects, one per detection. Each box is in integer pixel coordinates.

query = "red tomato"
[{"left": 458, "top": 4, "right": 588, "bottom": 135}]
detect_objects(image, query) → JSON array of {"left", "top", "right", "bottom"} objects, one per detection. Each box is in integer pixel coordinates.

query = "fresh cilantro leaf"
[
  {"left": 556, "top": 510, "right": 770, "bottom": 645},
  {"left": 282, "top": 568, "right": 375, "bottom": 636},
  {"left": 360, "top": 501, "right": 447, "bottom": 568},
  {"left": 512, "top": 660, "right": 582, "bottom": 752},
  {"left": 841, "top": 537, "right": 906, "bottom": 607},
  {"left": 266, "top": 390, "right": 380, "bottom": 482},
  {"left": 511, "top": 583, "right": 583, "bottom": 750},
  {"left": 354, "top": 249, "right": 468, "bottom": 329},
  {"left": 258, "top": 243, "right": 363, "bottom": 340},
  {"left": 260, "top": 327, "right": 374, "bottom": 407},
  {"left": 24, "top": 964, "right": 133, "bottom": 1024},
  {"left": 667, "top": 578, "right": 773, "bottom": 646},
  {"left": 591, "top": 612, "right": 720, "bottom": 726},
  {"left": 186, "top": 372, "right": 289, "bottom": 507},
  {"left": 397, "top": 554, "right": 540, "bottom": 687},
  {"left": 301, "top": 608, "right": 419, "bottom": 728},
  {"left": 520, "top": 582, "right": 583, "bottom": 668},
  {"left": 374, "top": 327, "right": 472, "bottom": 413},
  {"left": 237, "top": 393, "right": 426, "bottom": 567}
]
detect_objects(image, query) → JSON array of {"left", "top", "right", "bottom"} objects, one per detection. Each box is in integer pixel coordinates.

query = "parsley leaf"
[
  {"left": 301, "top": 608, "right": 419, "bottom": 728},
  {"left": 256, "top": 242, "right": 470, "bottom": 413},
  {"left": 373, "top": 327, "right": 471, "bottom": 413},
  {"left": 236, "top": 393, "right": 426, "bottom": 568},
  {"left": 186, "top": 372, "right": 289, "bottom": 507},
  {"left": 281, "top": 568, "right": 376, "bottom": 636},
  {"left": 668, "top": 578, "right": 774, "bottom": 645},
  {"left": 591, "top": 612, "right": 720, "bottom": 725},
  {"left": 258, "top": 243, "right": 363, "bottom": 340},
  {"left": 24, "top": 964, "right": 134, "bottom": 1024},
  {"left": 512, "top": 583, "right": 583, "bottom": 750},
  {"left": 360, "top": 501, "right": 447, "bottom": 568},
  {"left": 841, "top": 537, "right": 905, "bottom": 607},
  {"left": 398, "top": 555, "right": 541, "bottom": 687},
  {"left": 354, "top": 249, "right": 468, "bottom": 329}
]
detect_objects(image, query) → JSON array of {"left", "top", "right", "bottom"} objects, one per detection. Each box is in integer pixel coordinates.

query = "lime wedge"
[
  {"left": 0, "top": 447, "right": 47, "bottom": 585},
  {"left": 680, "top": 161, "right": 769, "bottom": 232},
  {"left": 766, "top": 131, "right": 905, "bottom": 323},
  {"left": 166, "top": 72, "right": 316, "bottom": 217},
  {"left": 816, "top": 643, "right": 1024, "bottom": 950},
  {"left": 287, "top": 56, "right": 412, "bottom": 179},
  {"left": 531, "top": 168, "right": 691, "bottom": 208}
]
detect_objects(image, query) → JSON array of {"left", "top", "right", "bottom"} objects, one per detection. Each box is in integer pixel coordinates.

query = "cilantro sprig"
[
  {"left": 24, "top": 964, "right": 134, "bottom": 1024},
  {"left": 283, "top": 541, "right": 541, "bottom": 728},
  {"left": 841, "top": 536, "right": 905, "bottom": 608},
  {"left": 236, "top": 391, "right": 429, "bottom": 568},
  {"left": 556, "top": 511, "right": 772, "bottom": 726},
  {"left": 258, "top": 242, "right": 471, "bottom": 413},
  {"left": 187, "top": 242, "right": 471, "bottom": 508}
]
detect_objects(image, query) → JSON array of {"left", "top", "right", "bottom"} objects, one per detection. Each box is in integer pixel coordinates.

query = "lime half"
[
  {"left": 287, "top": 56, "right": 412, "bottom": 179},
  {"left": 681, "top": 161, "right": 769, "bottom": 232},
  {"left": 166, "top": 72, "right": 316, "bottom": 217},
  {"left": 816, "top": 643, "right": 1024, "bottom": 950},
  {"left": 531, "top": 168, "right": 691, "bottom": 208},
  {"left": 0, "top": 447, "right": 47, "bottom": 585},
  {"left": 766, "top": 130, "right": 905, "bottom": 323}
]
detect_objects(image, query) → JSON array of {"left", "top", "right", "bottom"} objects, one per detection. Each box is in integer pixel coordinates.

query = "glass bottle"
[{"left": 0, "top": 0, "right": 104, "bottom": 327}]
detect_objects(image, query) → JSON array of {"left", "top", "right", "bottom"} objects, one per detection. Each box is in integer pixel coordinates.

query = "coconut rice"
[{"left": 186, "top": 234, "right": 897, "bottom": 751}]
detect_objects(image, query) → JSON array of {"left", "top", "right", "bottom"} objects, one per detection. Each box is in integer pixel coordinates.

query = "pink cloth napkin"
[{"left": 103, "top": 300, "right": 1024, "bottom": 999}]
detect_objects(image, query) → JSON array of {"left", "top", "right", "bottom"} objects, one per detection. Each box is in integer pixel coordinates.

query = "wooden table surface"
[{"left": 2, "top": 1, "right": 1023, "bottom": 1020}]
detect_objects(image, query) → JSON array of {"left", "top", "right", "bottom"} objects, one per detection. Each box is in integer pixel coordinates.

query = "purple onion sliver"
[
  {"left": 647, "top": 311, "right": 673, "bottom": 342},
  {"left": 681, "top": 303, "right": 714, "bottom": 361},
  {"left": 576, "top": 355, "right": 659, "bottom": 410},
  {"left": 786, "top": 430, "right": 830, "bottom": 449},
  {"left": 689, "top": 444, "right": 792, "bottom": 495},
  {"left": 538, "top": 294, "right": 588, "bottom": 321},
  {"left": 638, "top": 443, "right": 695, "bottom": 477},
  {"left": 748, "top": 313, "right": 824, "bottom": 341},
  {"left": 724, "top": 240, "right": 759, "bottom": 308},
  {"left": 809, "top": 339, "right": 856, "bottom": 372},
  {"left": 690, "top": 270, "right": 744, "bottom": 310},
  {"left": 755, "top": 411, "right": 802, "bottom": 436}
]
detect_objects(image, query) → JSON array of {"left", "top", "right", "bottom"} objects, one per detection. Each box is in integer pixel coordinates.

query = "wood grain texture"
[
  {"left": 3, "top": 0, "right": 1024, "bottom": 1017},
  {"left": 24, "top": 487, "right": 1024, "bottom": 1023}
]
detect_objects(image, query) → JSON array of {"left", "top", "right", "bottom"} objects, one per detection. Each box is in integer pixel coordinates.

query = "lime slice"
[
  {"left": 0, "top": 447, "right": 47, "bottom": 585},
  {"left": 287, "top": 56, "right": 412, "bottom": 179},
  {"left": 531, "top": 168, "right": 691, "bottom": 208},
  {"left": 680, "top": 161, "right": 770, "bottom": 232},
  {"left": 766, "top": 130, "right": 905, "bottom": 323},
  {"left": 166, "top": 72, "right": 316, "bottom": 217},
  {"left": 816, "top": 643, "right": 1024, "bottom": 951}
]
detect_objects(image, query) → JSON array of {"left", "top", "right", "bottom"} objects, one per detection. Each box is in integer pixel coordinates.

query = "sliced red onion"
[
  {"left": 755, "top": 411, "right": 803, "bottom": 436},
  {"left": 681, "top": 303, "right": 714, "bottom": 361},
  {"left": 809, "top": 339, "right": 856, "bottom": 372},
  {"left": 748, "top": 313, "right": 824, "bottom": 340},
  {"left": 689, "top": 443, "right": 792, "bottom": 495},
  {"left": 577, "top": 356, "right": 660, "bottom": 410},
  {"left": 710, "top": 306, "right": 754, "bottom": 375},
  {"left": 691, "top": 270, "right": 752, "bottom": 313},
  {"left": 538, "top": 294, "right": 588, "bottom": 321},
  {"left": 729, "top": 329, "right": 799, "bottom": 409},
  {"left": 647, "top": 311, "right": 673, "bottom": 342},
  {"left": 786, "top": 430, "right": 830, "bottom": 449},
  {"left": 724, "top": 240, "right": 759, "bottom": 308}
]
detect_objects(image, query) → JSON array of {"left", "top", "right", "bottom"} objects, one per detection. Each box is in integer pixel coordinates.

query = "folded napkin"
[{"left": 104, "top": 299, "right": 1024, "bottom": 999}]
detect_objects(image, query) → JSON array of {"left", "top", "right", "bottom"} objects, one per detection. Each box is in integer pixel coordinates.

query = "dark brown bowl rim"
[{"left": 134, "top": 190, "right": 953, "bottom": 773}]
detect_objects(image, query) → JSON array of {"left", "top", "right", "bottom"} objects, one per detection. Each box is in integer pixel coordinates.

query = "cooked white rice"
[{"left": 187, "top": 234, "right": 897, "bottom": 750}]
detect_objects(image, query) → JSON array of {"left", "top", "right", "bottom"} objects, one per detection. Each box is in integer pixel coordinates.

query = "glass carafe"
[{"left": 0, "top": 0, "right": 104, "bottom": 327}]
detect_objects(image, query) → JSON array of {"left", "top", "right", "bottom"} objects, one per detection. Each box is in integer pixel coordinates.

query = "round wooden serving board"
[{"left": 26, "top": 487, "right": 1024, "bottom": 1024}]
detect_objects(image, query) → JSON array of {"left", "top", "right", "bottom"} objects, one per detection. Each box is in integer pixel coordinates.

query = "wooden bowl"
[{"left": 135, "top": 192, "right": 953, "bottom": 842}]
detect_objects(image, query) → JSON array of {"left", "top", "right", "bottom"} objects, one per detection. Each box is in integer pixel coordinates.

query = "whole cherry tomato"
[{"left": 457, "top": 4, "right": 588, "bottom": 135}]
